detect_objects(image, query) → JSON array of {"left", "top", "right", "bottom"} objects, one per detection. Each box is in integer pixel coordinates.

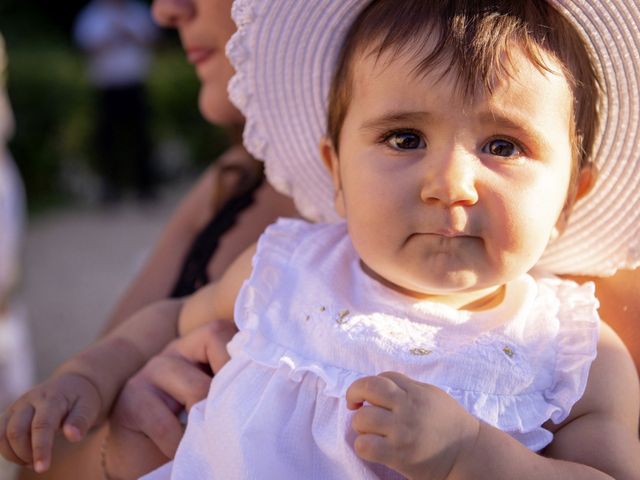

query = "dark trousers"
[{"left": 95, "top": 82, "right": 155, "bottom": 200}]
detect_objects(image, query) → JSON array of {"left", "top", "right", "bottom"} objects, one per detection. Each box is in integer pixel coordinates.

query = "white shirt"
[
  {"left": 73, "top": 0, "right": 158, "bottom": 88},
  {"left": 144, "top": 219, "right": 599, "bottom": 479}
]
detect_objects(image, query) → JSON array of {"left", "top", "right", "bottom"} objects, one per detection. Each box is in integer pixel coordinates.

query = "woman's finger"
[
  {"left": 112, "top": 381, "right": 184, "bottom": 458},
  {"left": 166, "top": 320, "right": 236, "bottom": 374},
  {"left": 136, "top": 353, "right": 212, "bottom": 412},
  {"left": 105, "top": 422, "right": 170, "bottom": 479}
]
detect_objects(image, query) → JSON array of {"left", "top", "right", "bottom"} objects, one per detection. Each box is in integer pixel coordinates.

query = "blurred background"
[{"left": 0, "top": 0, "right": 229, "bottom": 381}]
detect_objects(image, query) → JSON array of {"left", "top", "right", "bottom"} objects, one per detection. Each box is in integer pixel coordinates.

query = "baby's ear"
[
  {"left": 319, "top": 137, "right": 346, "bottom": 218},
  {"left": 555, "top": 162, "right": 599, "bottom": 235},
  {"left": 574, "top": 162, "right": 598, "bottom": 202}
]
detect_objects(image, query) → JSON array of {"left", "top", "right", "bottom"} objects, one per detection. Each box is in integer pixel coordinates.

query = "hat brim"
[{"left": 227, "top": 0, "right": 640, "bottom": 276}]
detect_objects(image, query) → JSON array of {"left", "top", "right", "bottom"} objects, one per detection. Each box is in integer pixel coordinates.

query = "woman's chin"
[{"left": 198, "top": 85, "right": 244, "bottom": 126}]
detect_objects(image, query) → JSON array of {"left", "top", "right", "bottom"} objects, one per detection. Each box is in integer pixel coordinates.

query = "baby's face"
[{"left": 327, "top": 46, "right": 574, "bottom": 305}]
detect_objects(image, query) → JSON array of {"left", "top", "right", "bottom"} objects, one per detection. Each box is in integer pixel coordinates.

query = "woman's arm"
[{"left": 101, "top": 166, "right": 218, "bottom": 334}]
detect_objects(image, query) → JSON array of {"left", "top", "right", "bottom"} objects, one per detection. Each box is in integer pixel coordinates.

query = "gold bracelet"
[{"left": 100, "top": 433, "right": 114, "bottom": 480}]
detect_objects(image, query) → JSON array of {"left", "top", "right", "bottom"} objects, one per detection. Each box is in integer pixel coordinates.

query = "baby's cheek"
[{"left": 489, "top": 220, "right": 549, "bottom": 276}]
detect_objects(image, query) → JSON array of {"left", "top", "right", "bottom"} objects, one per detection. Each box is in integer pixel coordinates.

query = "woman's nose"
[
  {"left": 419, "top": 148, "right": 479, "bottom": 207},
  {"left": 152, "top": 0, "right": 194, "bottom": 27}
]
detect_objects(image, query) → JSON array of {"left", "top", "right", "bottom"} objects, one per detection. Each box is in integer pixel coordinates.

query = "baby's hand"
[
  {"left": 346, "top": 371, "right": 479, "bottom": 480},
  {"left": 0, "top": 372, "right": 101, "bottom": 473}
]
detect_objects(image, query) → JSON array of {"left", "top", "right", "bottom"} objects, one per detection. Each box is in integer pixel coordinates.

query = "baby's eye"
[
  {"left": 482, "top": 139, "right": 521, "bottom": 157},
  {"left": 384, "top": 131, "right": 426, "bottom": 150}
]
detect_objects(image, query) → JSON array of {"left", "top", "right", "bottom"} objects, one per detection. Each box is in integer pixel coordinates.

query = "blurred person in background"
[
  {"left": 0, "top": 32, "right": 35, "bottom": 480},
  {"left": 74, "top": 0, "right": 160, "bottom": 203}
]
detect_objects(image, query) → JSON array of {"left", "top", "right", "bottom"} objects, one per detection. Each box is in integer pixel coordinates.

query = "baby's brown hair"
[{"left": 327, "top": 0, "right": 600, "bottom": 206}]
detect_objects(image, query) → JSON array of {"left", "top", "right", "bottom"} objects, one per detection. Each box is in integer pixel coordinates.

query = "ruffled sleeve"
[
  {"left": 542, "top": 278, "right": 600, "bottom": 424},
  {"left": 234, "top": 218, "right": 333, "bottom": 332}
]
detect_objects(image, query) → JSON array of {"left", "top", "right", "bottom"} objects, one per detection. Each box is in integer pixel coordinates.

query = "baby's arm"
[
  {"left": 0, "top": 243, "right": 253, "bottom": 473},
  {"left": 347, "top": 322, "right": 640, "bottom": 479},
  {"left": 178, "top": 243, "right": 256, "bottom": 337},
  {"left": 0, "top": 298, "right": 184, "bottom": 473},
  {"left": 540, "top": 321, "right": 640, "bottom": 477}
]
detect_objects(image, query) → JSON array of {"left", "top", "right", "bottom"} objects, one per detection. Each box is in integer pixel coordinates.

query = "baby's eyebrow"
[
  {"left": 476, "top": 111, "right": 544, "bottom": 142},
  {"left": 360, "top": 111, "right": 432, "bottom": 133}
]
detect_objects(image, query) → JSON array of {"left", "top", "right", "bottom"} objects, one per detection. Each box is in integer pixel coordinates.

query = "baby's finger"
[
  {"left": 4, "top": 404, "right": 36, "bottom": 465},
  {"left": 0, "top": 412, "right": 29, "bottom": 466},
  {"left": 346, "top": 375, "right": 405, "bottom": 411},
  {"left": 351, "top": 405, "right": 394, "bottom": 436},
  {"left": 353, "top": 433, "right": 393, "bottom": 465},
  {"left": 62, "top": 392, "right": 102, "bottom": 443},
  {"left": 377, "top": 371, "right": 419, "bottom": 390},
  {"left": 30, "top": 397, "right": 69, "bottom": 473}
]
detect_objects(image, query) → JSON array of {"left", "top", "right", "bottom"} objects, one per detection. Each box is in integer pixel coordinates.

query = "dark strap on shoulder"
[{"left": 169, "top": 170, "right": 265, "bottom": 298}]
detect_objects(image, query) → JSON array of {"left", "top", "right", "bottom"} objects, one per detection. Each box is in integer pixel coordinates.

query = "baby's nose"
[{"left": 419, "top": 150, "right": 478, "bottom": 207}]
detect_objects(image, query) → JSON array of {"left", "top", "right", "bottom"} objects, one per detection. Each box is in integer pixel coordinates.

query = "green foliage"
[
  {"left": 6, "top": 45, "right": 87, "bottom": 211},
  {"left": 4, "top": 42, "right": 227, "bottom": 212}
]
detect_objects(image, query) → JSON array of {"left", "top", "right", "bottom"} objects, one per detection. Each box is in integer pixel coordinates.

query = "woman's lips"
[{"left": 186, "top": 47, "right": 215, "bottom": 65}]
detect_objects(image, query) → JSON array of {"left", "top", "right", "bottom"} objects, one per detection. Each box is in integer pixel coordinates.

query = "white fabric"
[
  {"left": 0, "top": 306, "right": 34, "bottom": 411},
  {"left": 73, "top": 0, "right": 158, "bottom": 88},
  {"left": 143, "top": 219, "right": 599, "bottom": 479},
  {"left": 227, "top": 0, "right": 640, "bottom": 275},
  {"left": 0, "top": 33, "right": 24, "bottom": 303},
  {"left": 0, "top": 153, "right": 24, "bottom": 300},
  {"left": 0, "top": 306, "right": 34, "bottom": 480}
]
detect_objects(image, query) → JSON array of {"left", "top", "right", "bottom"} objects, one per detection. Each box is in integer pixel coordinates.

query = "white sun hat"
[{"left": 226, "top": 0, "right": 640, "bottom": 276}]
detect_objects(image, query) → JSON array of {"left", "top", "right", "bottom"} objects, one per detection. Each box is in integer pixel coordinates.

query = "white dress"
[{"left": 143, "top": 219, "right": 599, "bottom": 480}]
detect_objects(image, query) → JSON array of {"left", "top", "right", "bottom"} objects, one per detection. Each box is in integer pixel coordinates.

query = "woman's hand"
[
  {"left": 103, "top": 320, "right": 237, "bottom": 479},
  {"left": 346, "top": 371, "right": 479, "bottom": 480}
]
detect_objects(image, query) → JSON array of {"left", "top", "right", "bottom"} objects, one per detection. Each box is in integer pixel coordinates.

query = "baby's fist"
[
  {"left": 346, "top": 371, "right": 479, "bottom": 480},
  {"left": 0, "top": 372, "right": 101, "bottom": 472}
]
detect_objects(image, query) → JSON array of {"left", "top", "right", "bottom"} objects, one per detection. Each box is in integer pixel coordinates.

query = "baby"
[
  {"left": 145, "top": 0, "right": 639, "bottom": 478},
  {"left": 2, "top": 1, "right": 640, "bottom": 479}
]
